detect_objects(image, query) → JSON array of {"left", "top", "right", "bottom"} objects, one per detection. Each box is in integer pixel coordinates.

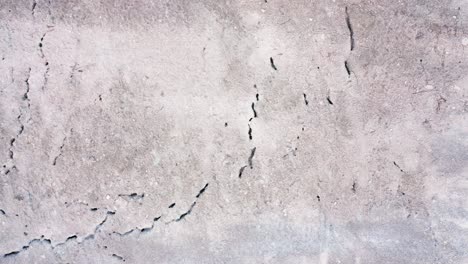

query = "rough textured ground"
[{"left": 0, "top": 0, "right": 467, "bottom": 263}]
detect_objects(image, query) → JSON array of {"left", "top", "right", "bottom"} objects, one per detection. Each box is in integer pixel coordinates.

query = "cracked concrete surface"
[{"left": 1, "top": 0, "right": 468, "bottom": 263}]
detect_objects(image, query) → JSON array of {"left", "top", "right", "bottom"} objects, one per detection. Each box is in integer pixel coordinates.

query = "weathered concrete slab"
[{"left": 1, "top": 0, "right": 467, "bottom": 263}]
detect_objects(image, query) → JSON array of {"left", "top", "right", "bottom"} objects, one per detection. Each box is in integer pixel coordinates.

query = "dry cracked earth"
[{"left": 1, "top": 0, "right": 468, "bottom": 263}]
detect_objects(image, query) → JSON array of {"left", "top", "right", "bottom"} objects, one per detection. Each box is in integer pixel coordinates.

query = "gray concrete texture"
[{"left": 0, "top": 0, "right": 467, "bottom": 263}]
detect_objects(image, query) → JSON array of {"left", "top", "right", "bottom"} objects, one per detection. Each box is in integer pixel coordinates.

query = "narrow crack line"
[
  {"left": 303, "top": 93, "right": 309, "bottom": 106},
  {"left": 345, "top": 6, "right": 355, "bottom": 51},
  {"left": 24, "top": 68, "right": 32, "bottom": 108},
  {"left": 39, "top": 32, "right": 50, "bottom": 91},
  {"left": 248, "top": 147, "right": 256, "bottom": 169},
  {"left": 238, "top": 165, "right": 247, "bottom": 178},
  {"left": 3, "top": 237, "right": 52, "bottom": 258},
  {"left": 175, "top": 201, "right": 197, "bottom": 222},
  {"left": 169, "top": 182, "right": 210, "bottom": 223},
  {"left": 248, "top": 124, "right": 253, "bottom": 140},
  {"left": 52, "top": 136, "right": 66, "bottom": 166},
  {"left": 7, "top": 138, "right": 15, "bottom": 159},
  {"left": 52, "top": 129, "right": 73, "bottom": 166},
  {"left": 31, "top": 0, "right": 37, "bottom": 16},
  {"left": 39, "top": 33, "right": 47, "bottom": 58},
  {"left": 270, "top": 57, "right": 278, "bottom": 70},
  {"left": 196, "top": 183, "right": 209, "bottom": 198},
  {"left": 118, "top": 192, "right": 145, "bottom": 200},
  {"left": 111, "top": 253, "right": 125, "bottom": 262},
  {"left": 393, "top": 161, "right": 405, "bottom": 173},
  {"left": 113, "top": 216, "right": 161, "bottom": 236},
  {"left": 251, "top": 102, "right": 257, "bottom": 118},
  {"left": 2, "top": 210, "right": 115, "bottom": 258},
  {"left": 3, "top": 69, "right": 32, "bottom": 169},
  {"left": 344, "top": 60, "right": 351, "bottom": 76},
  {"left": 53, "top": 235, "right": 78, "bottom": 248}
]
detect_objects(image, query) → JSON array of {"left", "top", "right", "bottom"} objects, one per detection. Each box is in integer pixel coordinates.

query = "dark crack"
[
  {"left": 251, "top": 102, "right": 257, "bottom": 118},
  {"left": 118, "top": 193, "right": 145, "bottom": 200},
  {"left": 79, "top": 210, "right": 115, "bottom": 240},
  {"left": 52, "top": 136, "right": 66, "bottom": 166},
  {"left": 39, "top": 33, "right": 50, "bottom": 91},
  {"left": 2, "top": 210, "right": 115, "bottom": 258},
  {"left": 344, "top": 60, "right": 351, "bottom": 76},
  {"left": 196, "top": 183, "right": 209, "bottom": 198},
  {"left": 303, "top": 93, "right": 309, "bottom": 106},
  {"left": 175, "top": 202, "right": 197, "bottom": 222},
  {"left": 2, "top": 69, "right": 32, "bottom": 172},
  {"left": 113, "top": 216, "right": 161, "bottom": 236},
  {"left": 171, "top": 182, "right": 210, "bottom": 222},
  {"left": 270, "top": 57, "right": 278, "bottom": 70},
  {"left": 345, "top": 6, "right": 355, "bottom": 51},
  {"left": 238, "top": 165, "right": 247, "bottom": 178},
  {"left": 111, "top": 253, "right": 126, "bottom": 262},
  {"left": 3, "top": 237, "right": 52, "bottom": 258},
  {"left": 248, "top": 147, "right": 256, "bottom": 169},
  {"left": 23, "top": 68, "right": 31, "bottom": 107},
  {"left": 393, "top": 161, "right": 405, "bottom": 173},
  {"left": 39, "top": 33, "right": 46, "bottom": 58},
  {"left": 31, "top": 0, "right": 37, "bottom": 16}
]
